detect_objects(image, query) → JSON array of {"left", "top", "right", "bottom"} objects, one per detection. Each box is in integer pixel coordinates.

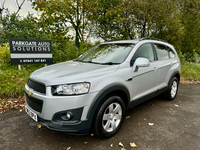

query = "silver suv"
[{"left": 25, "top": 37, "right": 181, "bottom": 138}]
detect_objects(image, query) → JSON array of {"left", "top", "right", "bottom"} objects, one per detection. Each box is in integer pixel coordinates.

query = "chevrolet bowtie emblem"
[{"left": 28, "top": 90, "right": 33, "bottom": 96}]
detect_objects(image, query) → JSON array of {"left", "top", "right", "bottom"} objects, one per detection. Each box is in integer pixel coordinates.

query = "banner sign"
[{"left": 9, "top": 39, "right": 53, "bottom": 64}]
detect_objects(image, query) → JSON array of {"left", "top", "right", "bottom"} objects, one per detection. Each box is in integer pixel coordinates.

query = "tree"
[
  {"left": 0, "top": 0, "right": 27, "bottom": 43},
  {"left": 0, "top": 12, "right": 45, "bottom": 44},
  {"left": 0, "top": 0, "right": 25, "bottom": 19},
  {"left": 29, "top": 0, "right": 200, "bottom": 56},
  {"left": 0, "top": 0, "right": 6, "bottom": 20},
  {"left": 180, "top": 0, "right": 200, "bottom": 54},
  {"left": 31, "top": 0, "right": 88, "bottom": 48},
  {"left": 86, "top": 0, "right": 136, "bottom": 41},
  {"left": 85, "top": 0, "right": 117, "bottom": 41},
  {"left": 112, "top": 0, "right": 135, "bottom": 39},
  {"left": 132, "top": 0, "right": 179, "bottom": 37}
]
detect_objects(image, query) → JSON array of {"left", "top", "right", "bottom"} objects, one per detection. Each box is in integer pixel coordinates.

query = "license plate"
[{"left": 25, "top": 105, "right": 38, "bottom": 122}]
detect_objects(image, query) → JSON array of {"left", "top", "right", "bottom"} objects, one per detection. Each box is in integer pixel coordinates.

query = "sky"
[{"left": 2, "top": 0, "right": 37, "bottom": 17}]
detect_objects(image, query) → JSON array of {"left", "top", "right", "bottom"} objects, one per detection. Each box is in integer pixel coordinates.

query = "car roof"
[
  {"left": 105, "top": 39, "right": 169, "bottom": 44},
  {"left": 105, "top": 40, "right": 139, "bottom": 44},
  {"left": 103, "top": 39, "right": 175, "bottom": 51}
]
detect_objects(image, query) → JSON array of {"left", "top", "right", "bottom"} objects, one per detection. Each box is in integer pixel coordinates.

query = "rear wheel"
[
  {"left": 165, "top": 77, "right": 179, "bottom": 100},
  {"left": 93, "top": 95, "right": 125, "bottom": 138}
]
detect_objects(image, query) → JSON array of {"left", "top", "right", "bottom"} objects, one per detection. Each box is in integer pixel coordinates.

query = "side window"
[
  {"left": 169, "top": 50, "right": 175, "bottom": 58},
  {"left": 154, "top": 44, "right": 169, "bottom": 60},
  {"left": 166, "top": 46, "right": 176, "bottom": 58},
  {"left": 131, "top": 44, "right": 154, "bottom": 65}
]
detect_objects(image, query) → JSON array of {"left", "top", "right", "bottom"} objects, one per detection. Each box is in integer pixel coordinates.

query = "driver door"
[{"left": 130, "top": 43, "right": 158, "bottom": 101}]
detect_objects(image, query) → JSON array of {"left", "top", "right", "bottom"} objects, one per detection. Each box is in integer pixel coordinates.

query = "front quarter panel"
[{"left": 86, "top": 65, "right": 132, "bottom": 119}]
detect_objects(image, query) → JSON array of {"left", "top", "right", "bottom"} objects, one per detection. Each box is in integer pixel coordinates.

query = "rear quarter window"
[
  {"left": 167, "top": 47, "right": 176, "bottom": 58},
  {"left": 154, "top": 44, "right": 169, "bottom": 60}
]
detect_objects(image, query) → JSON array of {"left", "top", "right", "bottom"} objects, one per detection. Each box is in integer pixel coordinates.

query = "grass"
[
  {"left": 181, "top": 62, "right": 200, "bottom": 81},
  {"left": 0, "top": 63, "right": 44, "bottom": 98}
]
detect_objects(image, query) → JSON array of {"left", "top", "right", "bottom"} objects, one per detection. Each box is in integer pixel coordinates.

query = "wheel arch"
[
  {"left": 168, "top": 71, "right": 180, "bottom": 85},
  {"left": 86, "top": 84, "right": 130, "bottom": 130},
  {"left": 165, "top": 71, "right": 180, "bottom": 100}
]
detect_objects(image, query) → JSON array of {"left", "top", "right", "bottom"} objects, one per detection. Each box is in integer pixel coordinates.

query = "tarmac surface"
[{"left": 0, "top": 84, "right": 200, "bottom": 150}]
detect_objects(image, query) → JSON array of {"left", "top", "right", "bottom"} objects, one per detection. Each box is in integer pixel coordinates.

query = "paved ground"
[{"left": 0, "top": 84, "right": 200, "bottom": 150}]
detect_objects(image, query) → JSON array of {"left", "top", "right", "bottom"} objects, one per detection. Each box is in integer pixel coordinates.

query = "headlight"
[{"left": 52, "top": 82, "right": 90, "bottom": 96}]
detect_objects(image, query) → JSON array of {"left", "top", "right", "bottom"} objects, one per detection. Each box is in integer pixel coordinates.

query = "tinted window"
[
  {"left": 154, "top": 44, "right": 169, "bottom": 60},
  {"left": 131, "top": 44, "right": 154, "bottom": 65}
]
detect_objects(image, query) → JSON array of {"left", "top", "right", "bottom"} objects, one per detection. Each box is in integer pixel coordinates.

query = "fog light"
[{"left": 61, "top": 112, "right": 73, "bottom": 121}]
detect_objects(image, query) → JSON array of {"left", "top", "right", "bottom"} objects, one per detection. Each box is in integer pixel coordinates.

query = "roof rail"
[
  {"left": 106, "top": 39, "right": 123, "bottom": 42},
  {"left": 140, "top": 37, "right": 168, "bottom": 43}
]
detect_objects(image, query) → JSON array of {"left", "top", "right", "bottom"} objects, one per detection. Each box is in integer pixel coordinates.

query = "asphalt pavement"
[{"left": 0, "top": 84, "right": 200, "bottom": 150}]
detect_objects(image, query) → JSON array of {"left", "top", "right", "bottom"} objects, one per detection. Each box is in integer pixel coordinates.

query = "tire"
[
  {"left": 93, "top": 95, "right": 126, "bottom": 138},
  {"left": 165, "top": 77, "right": 179, "bottom": 100}
]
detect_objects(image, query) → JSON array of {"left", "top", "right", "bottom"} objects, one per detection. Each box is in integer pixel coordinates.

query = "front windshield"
[{"left": 77, "top": 43, "right": 134, "bottom": 64}]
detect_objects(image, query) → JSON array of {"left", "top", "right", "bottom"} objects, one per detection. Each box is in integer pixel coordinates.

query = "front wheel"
[
  {"left": 93, "top": 95, "right": 126, "bottom": 138},
  {"left": 165, "top": 77, "right": 179, "bottom": 100}
]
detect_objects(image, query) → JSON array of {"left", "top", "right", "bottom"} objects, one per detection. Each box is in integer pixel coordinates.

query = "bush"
[
  {"left": 0, "top": 43, "right": 11, "bottom": 66},
  {"left": 52, "top": 41, "right": 90, "bottom": 63},
  {"left": 178, "top": 50, "right": 200, "bottom": 64},
  {"left": 0, "top": 44, "right": 41, "bottom": 97},
  {"left": 181, "top": 62, "right": 200, "bottom": 80},
  {"left": 52, "top": 42, "right": 79, "bottom": 63},
  {"left": 178, "top": 49, "right": 200, "bottom": 81},
  {"left": 177, "top": 50, "right": 187, "bottom": 64}
]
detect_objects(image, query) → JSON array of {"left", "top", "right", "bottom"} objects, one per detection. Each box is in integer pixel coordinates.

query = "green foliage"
[
  {"left": 178, "top": 50, "right": 187, "bottom": 64},
  {"left": 178, "top": 50, "right": 200, "bottom": 64},
  {"left": 31, "top": 0, "right": 88, "bottom": 47},
  {"left": 52, "top": 41, "right": 88, "bottom": 63},
  {"left": 86, "top": 0, "right": 135, "bottom": 40},
  {"left": 0, "top": 12, "right": 45, "bottom": 44},
  {"left": 178, "top": 49, "right": 200, "bottom": 81},
  {"left": 0, "top": 43, "right": 10, "bottom": 65},
  {"left": 29, "top": 0, "right": 200, "bottom": 56},
  {"left": 0, "top": 60, "right": 39, "bottom": 98},
  {"left": 181, "top": 62, "right": 200, "bottom": 81},
  {"left": 0, "top": 43, "right": 42, "bottom": 97},
  {"left": 180, "top": 0, "right": 200, "bottom": 54}
]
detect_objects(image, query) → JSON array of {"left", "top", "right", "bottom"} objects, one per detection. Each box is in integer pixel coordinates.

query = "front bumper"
[
  {"left": 24, "top": 84, "right": 98, "bottom": 134},
  {"left": 38, "top": 116, "right": 91, "bottom": 134}
]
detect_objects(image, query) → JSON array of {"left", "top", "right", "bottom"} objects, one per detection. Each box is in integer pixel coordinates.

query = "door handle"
[{"left": 153, "top": 67, "right": 157, "bottom": 71}]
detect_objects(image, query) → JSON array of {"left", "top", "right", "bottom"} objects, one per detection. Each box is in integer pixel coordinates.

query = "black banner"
[{"left": 9, "top": 39, "right": 53, "bottom": 65}]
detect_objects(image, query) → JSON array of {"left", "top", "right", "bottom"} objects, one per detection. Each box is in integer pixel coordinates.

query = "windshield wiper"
[
  {"left": 75, "top": 60, "right": 101, "bottom": 64},
  {"left": 74, "top": 60, "right": 119, "bottom": 65},
  {"left": 74, "top": 60, "right": 92, "bottom": 63},
  {"left": 101, "top": 62, "right": 120, "bottom": 65}
]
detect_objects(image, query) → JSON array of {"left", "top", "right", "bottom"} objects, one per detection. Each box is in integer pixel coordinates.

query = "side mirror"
[{"left": 133, "top": 57, "right": 150, "bottom": 72}]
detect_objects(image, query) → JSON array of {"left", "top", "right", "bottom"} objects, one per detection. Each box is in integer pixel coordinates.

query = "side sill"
[{"left": 130, "top": 86, "right": 168, "bottom": 108}]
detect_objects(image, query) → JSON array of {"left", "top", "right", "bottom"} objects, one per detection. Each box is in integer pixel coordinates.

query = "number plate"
[{"left": 25, "top": 105, "right": 38, "bottom": 122}]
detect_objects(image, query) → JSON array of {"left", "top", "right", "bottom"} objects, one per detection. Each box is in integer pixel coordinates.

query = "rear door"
[{"left": 153, "top": 43, "right": 174, "bottom": 89}]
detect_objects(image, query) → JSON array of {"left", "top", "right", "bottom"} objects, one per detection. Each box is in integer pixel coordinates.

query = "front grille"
[
  {"left": 25, "top": 93, "right": 43, "bottom": 113},
  {"left": 27, "top": 79, "right": 46, "bottom": 94}
]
